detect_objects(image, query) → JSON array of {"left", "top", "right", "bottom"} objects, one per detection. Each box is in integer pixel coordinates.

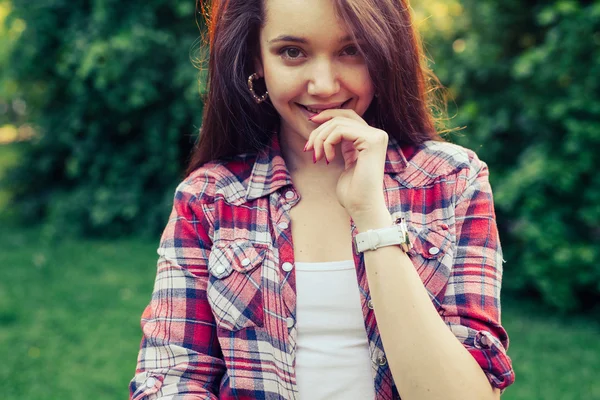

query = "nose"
[{"left": 306, "top": 58, "right": 340, "bottom": 97}]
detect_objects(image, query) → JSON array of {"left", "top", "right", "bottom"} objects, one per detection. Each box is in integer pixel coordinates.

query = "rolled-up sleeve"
[
  {"left": 442, "top": 153, "right": 515, "bottom": 392},
  {"left": 130, "top": 183, "right": 225, "bottom": 399}
]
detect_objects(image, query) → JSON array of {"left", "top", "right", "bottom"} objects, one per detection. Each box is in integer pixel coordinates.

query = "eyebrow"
[{"left": 268, "top": 34, "right": 354, "bottom": 44}]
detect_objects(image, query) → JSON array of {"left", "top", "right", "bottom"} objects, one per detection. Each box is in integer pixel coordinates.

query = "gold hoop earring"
[{"left": 247, "top": 73, "right": 269, "bottom": 104}]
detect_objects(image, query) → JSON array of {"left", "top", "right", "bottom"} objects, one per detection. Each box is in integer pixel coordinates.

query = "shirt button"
[
  {"left": 214, "top": 264, "right": 226, "bottom": 274},
  {"left": 285, "top": 190, "right": 295, "bottom": 199},
  {"left": 241, "top": 258, "right": 251, "bottom": 267},
  {"left": 367, "top": 299, "right": 374, "bottom": 310},
  {"left": 286, "top": 317, "right": 295, "bottom": 328},
  {"left": 278, "top": 222, "right": 289, "bottom": 230},
  {"left": 481, "top": 334, "right": 491, "bottom": 347},
  {"left": 475, "top": 330, "right": 493, "bottom": 349},
  {"left": 145, "top": 377, "right": 157, "bottom": 388},
  {"left": 376, "top": 355, "right": 387, "bottom": 366},
  {"left": 282, "top": 262, "right": 294, "bottom": 272},
  {"left": 428, "top": 247, "right": 440, "bottom": 255}
]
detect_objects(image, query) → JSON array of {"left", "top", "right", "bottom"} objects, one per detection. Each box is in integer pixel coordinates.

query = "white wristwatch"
[{"left": 354, "top": 217, "right": 412, "bottom": 253}]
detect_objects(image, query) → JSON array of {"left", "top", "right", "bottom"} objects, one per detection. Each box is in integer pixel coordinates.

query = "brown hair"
[{"left": 187, "top": 0, "right": 447, "bottom": 176}]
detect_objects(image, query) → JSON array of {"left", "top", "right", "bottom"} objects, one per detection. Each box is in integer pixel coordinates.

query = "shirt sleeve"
[
  {"left": 129, "top": 184, "right": 225, "bottom": 399},
  {"left": 441, "top": 152, "right": 516, "bottom": 393}
]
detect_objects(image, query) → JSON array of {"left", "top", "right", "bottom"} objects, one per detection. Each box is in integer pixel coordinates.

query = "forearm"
[{"left": 353, "top": 208, "right": 499, "bottom": 400}]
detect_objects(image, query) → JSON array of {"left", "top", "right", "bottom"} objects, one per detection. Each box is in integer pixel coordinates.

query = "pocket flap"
[
  {"left": 408, "top": 225, "right": 453, "bottom": 260},
  {"left": 208, "top": 240, "right": 267, "bottom": 279},
  {"left": 406, "top": 224, "right": 454, "bottom": 304}
]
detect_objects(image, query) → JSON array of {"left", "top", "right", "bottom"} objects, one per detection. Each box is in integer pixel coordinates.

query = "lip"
[
  {"left": 301, "top": 101, "right": 348, "bottom": 110},
  {"left": 296, "top": 99, "right": 351, "bottom": 120}
]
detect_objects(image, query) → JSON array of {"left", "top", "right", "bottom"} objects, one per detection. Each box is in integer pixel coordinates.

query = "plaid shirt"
[{"left": 130, "top": 133, "right": 515, "bottom": 399}]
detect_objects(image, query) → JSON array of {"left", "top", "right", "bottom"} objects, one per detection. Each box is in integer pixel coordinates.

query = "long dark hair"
[{"left": 187, "top": 0, "right": 446, "bottom": 176}]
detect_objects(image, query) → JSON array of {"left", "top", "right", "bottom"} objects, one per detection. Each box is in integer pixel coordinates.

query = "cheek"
[
  {"left": 351, "top": 67, "right": 375, "bottom": 94},
  {"left": 263, "top": 62, "right": 300, "bottom": 98},
  {"left": 266, "top": 75, "right": 303, "bottom": 103}
]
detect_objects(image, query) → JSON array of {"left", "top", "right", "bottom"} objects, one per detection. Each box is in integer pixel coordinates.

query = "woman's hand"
[{"left": 304, "top": 109, "right": 389, "bottom": 219}]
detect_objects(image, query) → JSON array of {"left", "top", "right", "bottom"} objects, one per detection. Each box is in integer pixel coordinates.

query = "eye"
[
  {"left": 342, "top": 45, "right": 360, "bottom": 56},
  {"left": 277, "top": 44, "right": 362, "bottom": 62},
  {"left": 279, "top": 47, "right": 304, "bottom": 60}
]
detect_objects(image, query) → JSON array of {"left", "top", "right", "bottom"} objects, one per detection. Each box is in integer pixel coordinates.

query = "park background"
[{"left": 0, "top": 0, "right": 599, "bottom": 398}]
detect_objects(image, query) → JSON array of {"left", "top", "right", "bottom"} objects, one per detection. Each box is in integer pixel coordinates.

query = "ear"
[{"left": 253, "top": 55, "right": 264, "bottom": 76}]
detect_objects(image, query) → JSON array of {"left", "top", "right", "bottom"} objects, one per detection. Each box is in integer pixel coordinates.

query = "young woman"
[{"left": 130, "top": 0, "right": 515, "bottom": 398}]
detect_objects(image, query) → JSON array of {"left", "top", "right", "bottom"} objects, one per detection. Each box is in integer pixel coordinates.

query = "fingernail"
[
  {"left": 325, "top": 155, "right": 330, "bottom": 165},
  {"left": 303, "top": 143, "right": 308, "bottom": 152}
]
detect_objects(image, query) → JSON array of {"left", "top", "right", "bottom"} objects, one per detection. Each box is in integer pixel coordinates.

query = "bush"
[
  {"left": 3, "top": 0, "right": 599, "bottom": 311},
  {"left": 2, "top": 0, "right": 205, "bottom": 236},
  {"left": 416, "top": 0, "right": 600, "bottom": 312}
]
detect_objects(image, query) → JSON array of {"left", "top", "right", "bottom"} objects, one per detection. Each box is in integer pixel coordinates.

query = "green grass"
[
  {"left": 501, "top": 298, "right": 600, "bottom": 399},
  {"left": 1, "top": 222, "right": 599, "bottom": 399},
  {"left": 0, "top": 223, "right": 158, "bottom": 399}
]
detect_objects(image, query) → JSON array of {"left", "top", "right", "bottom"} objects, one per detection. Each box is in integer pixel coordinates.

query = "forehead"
[{"left": 262, "top": 0, "right": 349, "bottom": 40}]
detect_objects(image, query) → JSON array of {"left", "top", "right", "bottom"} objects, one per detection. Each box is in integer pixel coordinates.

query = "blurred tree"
[
  {"left": 0, "top": 0, "right": 24, "bottom": 130},
  {"left": 415, "top": 0, "right": 600, "bottom": 312},
  {"left": 3, "top": 0, "right": 599, "bottom": 311},
  {"left": 2, "top": 0, "right": 205, "bottom": 235}
]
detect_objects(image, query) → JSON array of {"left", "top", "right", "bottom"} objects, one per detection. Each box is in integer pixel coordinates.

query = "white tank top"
[{"left": 294, "top": 259, "right": 376, "bottom": 400}]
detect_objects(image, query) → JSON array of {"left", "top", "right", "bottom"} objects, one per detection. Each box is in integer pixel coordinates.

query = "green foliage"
[
  {"left": 1, "top": 0, "right": 205, "bottom": 235},
  {"left": 0, "top": 142, "right": 22, "bottom": 217},
  {"left": 3, "top": 0, "right": 599, "bottom": 311},
  {"left": 417, "top": 0, "right": 600, "bottom": 311}
]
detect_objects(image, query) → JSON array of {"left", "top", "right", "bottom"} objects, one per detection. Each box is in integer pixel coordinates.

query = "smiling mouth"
[{"left": 296, "top": 99, "right": 351, "bottom": 115}]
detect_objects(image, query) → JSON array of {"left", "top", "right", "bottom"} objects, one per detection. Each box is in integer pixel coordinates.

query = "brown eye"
[
  {"left": 343, "top": 45, "right": 360, "bottom": 56},
  {"left": 279, "top": 47, "right": 303, "bottom": 60}
]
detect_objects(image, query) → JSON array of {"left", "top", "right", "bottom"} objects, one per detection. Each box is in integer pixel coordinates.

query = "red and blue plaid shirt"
[{"left": 130, "top": 133, "right": 515, "bottom": 399}]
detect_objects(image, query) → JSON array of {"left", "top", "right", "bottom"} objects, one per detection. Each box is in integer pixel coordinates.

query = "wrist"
[{"left": 351, "top": 206, "right": 393, "bottom": 232}]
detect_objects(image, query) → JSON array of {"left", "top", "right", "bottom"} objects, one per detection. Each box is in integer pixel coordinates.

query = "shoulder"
[
  {"left": 174, "top": 153, "right": 257, "bottom": 204},
  {"left": 399, "top": 140, "right": 487, "bottom": 188},
  {"left": 412, "top": 140, "right": 486, "bottom": 175}
]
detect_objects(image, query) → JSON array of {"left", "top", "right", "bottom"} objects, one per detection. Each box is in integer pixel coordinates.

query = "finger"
[
  {"left": 307, "top": 116, "right": 356, "bottom": 152},
  {"left": 313, "top": 121, "right": 356, "bottom": 163},
  {"left": 317, "top": 123, "right": 340, "bottom": 163},
  {"left": 305, "top": 117, "right": 332, "bottom": 152},
  {"left": 310, "top": 120, "right": 333, "bottom": 163},
  {"left": 316, "top": 123, "right": 368, "bottom": 164},
  {"left": 306, "top": 115, "right": 340, "bottom": 152},
  {"left": 325, "top": 127, "right": 386, "bottom": 171},
  {"left": 325, "top": 128, "right": 366, "bottom": 170},
  {"left": 309, "top": 108, "right": 368, "bottom": 125}
]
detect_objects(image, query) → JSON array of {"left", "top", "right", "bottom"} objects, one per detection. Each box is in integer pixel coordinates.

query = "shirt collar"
[{"left": 245, "top": 132, "right": 408, "bottom": 202}]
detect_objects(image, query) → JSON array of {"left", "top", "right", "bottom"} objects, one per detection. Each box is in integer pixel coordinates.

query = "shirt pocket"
[
  {"left": 407, "top": 225, "right": 454, "bottom": 308},
  {"left": 207, "top": 239, "right": 267, "bottom": 331}
]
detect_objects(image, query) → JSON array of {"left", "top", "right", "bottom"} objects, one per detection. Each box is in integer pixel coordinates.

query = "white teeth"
[{"left": 304, "top": 105, "right": 342, "bottom": 113}]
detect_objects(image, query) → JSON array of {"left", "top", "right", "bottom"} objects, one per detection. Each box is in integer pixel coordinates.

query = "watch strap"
[{"left": 354, "top": 219, "right": 412, "bottom": 253}]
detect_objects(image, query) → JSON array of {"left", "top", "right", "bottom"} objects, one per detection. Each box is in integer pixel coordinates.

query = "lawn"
[
  {"left": 0, "top": 144, "right": 599, "bottom": 399},
  {"left": 0, "top": 222, "right": 599, "bottom": 399},
  {"left": 0, "top": 222, "right": 157, "bottom": 399}
]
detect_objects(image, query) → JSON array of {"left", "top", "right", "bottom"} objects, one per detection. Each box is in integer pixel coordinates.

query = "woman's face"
[{"left": 256, "top": 0, "right": 376, "bottom": 143}]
